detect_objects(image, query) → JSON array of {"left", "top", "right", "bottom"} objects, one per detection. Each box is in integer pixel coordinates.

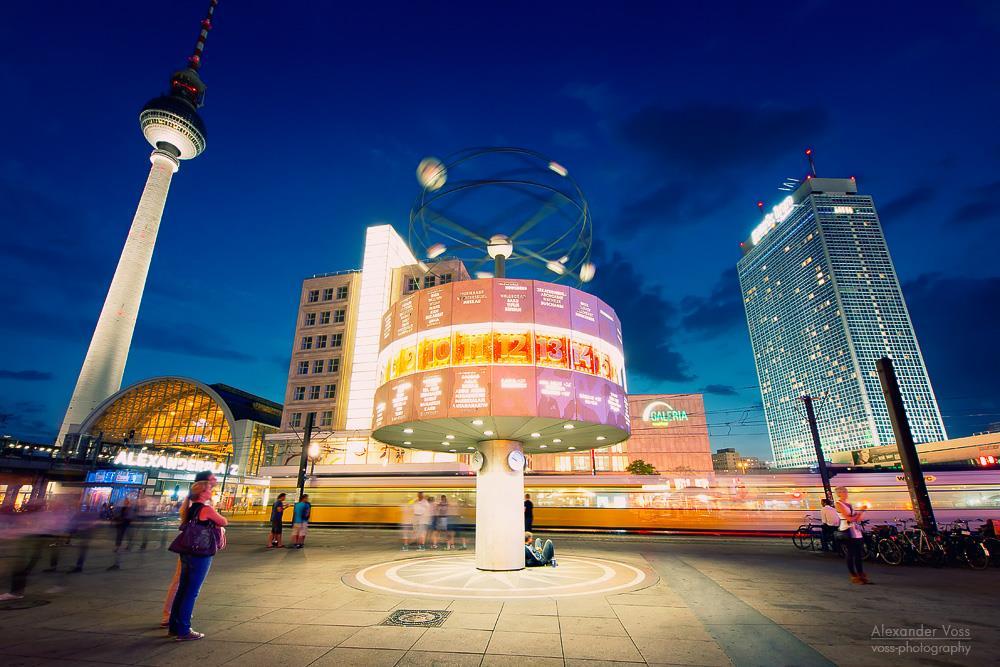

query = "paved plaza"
[{"left": 1, "top": 527, "right": 997, "bottom": 666}]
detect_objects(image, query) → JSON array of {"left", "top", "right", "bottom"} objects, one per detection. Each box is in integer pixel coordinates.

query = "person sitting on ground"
[{"left": 524, "top": 531, "right": 556, "bottom": 567}]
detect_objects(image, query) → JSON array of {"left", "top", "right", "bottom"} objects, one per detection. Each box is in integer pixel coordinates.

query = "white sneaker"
[
  {"left": 0, "top": 593, "right": 25, "bottom": 601},
  {"left": 176, "top": 631, "right": 205, "bottom": 641}
]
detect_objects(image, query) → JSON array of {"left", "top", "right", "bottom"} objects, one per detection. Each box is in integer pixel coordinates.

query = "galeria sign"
[
  {"left": 113, "top": 449, "right": 237, "bottom": 476},
  {"left": 641, "top": 401, "right": 689, "bottom": 427}
]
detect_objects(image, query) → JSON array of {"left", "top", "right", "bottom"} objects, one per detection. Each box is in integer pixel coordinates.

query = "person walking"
[
  {"left": 107, "top": 497, "right": 135, "bottom": 570},
  {"left": 524, "top": 493, "right": 534, "bottom": 532},
  {"left": 168, "top": 482, "right": 228, "bottom": 641},
  {"left": 268, "top": 493, "right": 288, "bottom": 548},
  {"left": 820, "top": 498, "right": 839, "bottom": 553},
  {"left": 291, "top": 494, "right": 311, "bottom": 549},
  {"left": 431, "top": 495, "right": 452, "bottom": 549},
  {"left": 834, "top": 486, "right": 870, "bottom": 585},
  {"left": 412, "top": 492, "right": 431, "bottom": 550}
]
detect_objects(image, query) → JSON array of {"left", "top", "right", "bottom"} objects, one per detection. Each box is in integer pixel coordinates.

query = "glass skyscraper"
[{"left": 738, "top": 177, "right": 946, "bottom": 468}]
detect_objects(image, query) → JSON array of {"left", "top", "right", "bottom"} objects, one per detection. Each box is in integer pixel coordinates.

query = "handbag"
[{"left": 169, "top": 505, "right": 221, "bottom": 556}]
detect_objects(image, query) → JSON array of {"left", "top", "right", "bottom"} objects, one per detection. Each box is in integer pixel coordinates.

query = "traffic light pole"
[
  {"left": 802, "top": 395, "right": 833, "bottom": 502},
  {"left": 876, "top": 356, "right": 937, "bottom": 533},
  {"left": 296, "top": 412, "right": 314, "bottom": 498}
]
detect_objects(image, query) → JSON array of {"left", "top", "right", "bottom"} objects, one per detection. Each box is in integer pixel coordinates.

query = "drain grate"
[{"left": 381, "top": 609, "right": 451, "bottom": 627}]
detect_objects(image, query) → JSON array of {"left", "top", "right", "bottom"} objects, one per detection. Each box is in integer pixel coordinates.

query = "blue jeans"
[{"left": 169, "top": 554, "right": 213, "bottom": 635}]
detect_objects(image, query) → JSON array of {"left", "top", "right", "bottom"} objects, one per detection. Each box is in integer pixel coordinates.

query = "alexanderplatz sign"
[{"left": 371, "top": 278, "right": 630, "bottom": 570}]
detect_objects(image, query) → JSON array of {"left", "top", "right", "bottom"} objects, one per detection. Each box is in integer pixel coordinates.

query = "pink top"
[{"left": 836, "top": 500, "right": 862, "bottom": 539}]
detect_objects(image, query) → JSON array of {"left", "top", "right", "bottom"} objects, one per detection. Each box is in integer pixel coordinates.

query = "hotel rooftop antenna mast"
[
  {"left": 56, "top": 1, "right": 221, "bottom": 447},
  {"left": 805, "top": 147, "right": 817, "bottom": 177}
]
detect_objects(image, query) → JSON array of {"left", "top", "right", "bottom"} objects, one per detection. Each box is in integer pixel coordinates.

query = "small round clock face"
[
  {"left": 471, "top": 451, "right": 485, "bottom": 471},
  {"left": 507, "top": 450, "right": 526, "bottom": 471}
]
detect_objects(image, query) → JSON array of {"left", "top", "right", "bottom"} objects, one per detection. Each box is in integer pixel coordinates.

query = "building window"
[
  {"left": 304, "top": 312, "right": 316, "bottom": 327},
  {"left": 307, "top": 289, "right": 319, "bottom": 303},
  {"left": 424, "top": 275, "right": 437, "bottom": 289},
  {"left": 317, "top": 335, "right": 328, "bottom": 349},
  {"left": 336, "top": 285, "right": 349, "bottom": 300},
  {"left": 297, "top": 361, "right": 309, "bottom": 375},
  {"left": 300, "top": 336, "right": 313, "bottom": 350},
  {"left": 290, "top": 412, "right": 302, "bottom": 428},
  {"left": 318, "top": 311, "right": 330, "bottom": 325},
  {"left": 320, "top": 410, "right": 333, "bottom": 427},
  {"left": 406, "top": 277, "right": 420, "bottom": 292},
  {"left": 293, "top": 387, "right": 305, "bottom": 401},
  {"left": 331, "top": 333, "right": 343, "bottom": 348},
  {"left": 309, "top": 385, "right": 321, "bottom": 400},
  {"left": 312, "top": 360, "right": 324, "bottom": 374},
  {"left": 322, "top": 288, "right": 333, "bottom": 301},
  {"left": 324, "top": 384, "right": 336, "bottom": 399},
  {"left": 333, "top": 309, "right": 346, "bottom": 324},
  {"left": 328, "top": 358, "right": 340, "bottom": 373},
  {"left": 440, "top": 273, "right": 453, "bottom": 284}
]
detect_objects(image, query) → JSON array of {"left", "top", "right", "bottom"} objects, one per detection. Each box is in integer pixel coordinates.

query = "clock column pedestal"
[{"left": 474, "top": 439, "right": 525, "bottom": 571}]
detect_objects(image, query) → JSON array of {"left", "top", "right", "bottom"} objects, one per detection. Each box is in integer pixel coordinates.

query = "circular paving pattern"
[{"left": 346, "top": 554, "right": 656, "bottom": 599}]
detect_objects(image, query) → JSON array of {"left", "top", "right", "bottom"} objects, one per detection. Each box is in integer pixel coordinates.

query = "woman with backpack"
[{"left": 167, "top": 481, "right": 228, "bottom": 640}]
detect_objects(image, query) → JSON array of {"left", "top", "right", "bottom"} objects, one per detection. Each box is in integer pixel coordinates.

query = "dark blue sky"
[{"left": 2, "top": 2, "right": 998, "bottom": 459}]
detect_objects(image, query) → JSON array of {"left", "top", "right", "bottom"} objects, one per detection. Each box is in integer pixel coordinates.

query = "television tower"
[{"left": 56, "top": 1, "right": 220, "bottom": 446}]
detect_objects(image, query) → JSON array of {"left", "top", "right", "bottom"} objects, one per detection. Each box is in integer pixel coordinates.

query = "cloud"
[
  {"left": 586, "top": 241, "right": 693, "bottom": 382},
  {"left": 680, "top": 268, "right": 744, "bottom": 338},
  {"left": 702, "top": 383, "right": 739, "bottom": 396},
  {"left": 878, "top": 187, "right": 934, "bottom": 225},
  {"left": 620, "top": 104, "right": 829, "bottom": 172},
  {"left": 903, "top": 272, "right": 1000, "bottom": 435},
  {"left": 0, "top": 369, "right": 54, "bottom": 381},
  {"left": 950, "top": 180, "right": 1000, "bottom": 225},
  {"left": 0, "top": 400, "right": 52, "bottom": 442},
  {"left": 133, "top": 326, "right": 255, "bottom": 362}
]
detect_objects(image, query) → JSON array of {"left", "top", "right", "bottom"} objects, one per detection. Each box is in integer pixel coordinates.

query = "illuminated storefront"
[{"left": 72, "top": 377, "right": 280, "bottom": 510}]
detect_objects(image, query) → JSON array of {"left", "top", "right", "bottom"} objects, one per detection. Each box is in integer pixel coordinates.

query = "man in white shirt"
[{"left": 820, "top": 498, "right": 840, "bottom": 552}]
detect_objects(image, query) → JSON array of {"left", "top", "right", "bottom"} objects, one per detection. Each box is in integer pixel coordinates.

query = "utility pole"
[
  {"left": 876, "top": 357, "right": 937, "bottom": 533},
  {"left": 296, "top": 412, "right": 315, "bottom": 498},
  {"left": 801, "top": 395, "right": 833, "bottom": 501}
]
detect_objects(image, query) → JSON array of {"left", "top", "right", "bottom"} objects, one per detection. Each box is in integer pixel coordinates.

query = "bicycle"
[
  {"left": 792, "top": 514, "right": 821, "bottom": 551},
  {"left": 877, "top": 518, "right": 946, "bottom": 567},
  {"left": 837, "top": 520, "right": 881, "bottom": 562},
  {"left": 940, "top": 519, "right": 990, "bottom": 570}
]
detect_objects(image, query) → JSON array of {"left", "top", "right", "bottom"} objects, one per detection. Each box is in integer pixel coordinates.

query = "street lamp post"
[{"left": 487, "top": 234, "right": 513, "bottom": 278}]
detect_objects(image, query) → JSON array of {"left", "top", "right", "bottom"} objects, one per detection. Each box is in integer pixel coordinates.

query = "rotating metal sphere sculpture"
[{"left": 409, "top": 147, "right": 595, "bottom": 284}]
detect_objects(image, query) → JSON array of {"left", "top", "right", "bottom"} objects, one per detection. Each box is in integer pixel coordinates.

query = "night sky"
[{"left": 2, "top": 2, "right": 998, "bottom": 460}]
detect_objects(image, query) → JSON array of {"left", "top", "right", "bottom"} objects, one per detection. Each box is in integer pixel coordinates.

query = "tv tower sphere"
[{"left": 140, "top": 93, "right": 207, "bottom": 160}]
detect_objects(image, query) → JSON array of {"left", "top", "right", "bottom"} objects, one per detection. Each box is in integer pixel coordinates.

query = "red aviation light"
[{"left": 805, "top": 148, "right": 813, "bottom": 156}]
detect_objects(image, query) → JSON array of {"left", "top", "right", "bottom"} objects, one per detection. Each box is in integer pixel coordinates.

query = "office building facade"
[{"left": 738, "top": 177, "right": 946, "bottom": 468}]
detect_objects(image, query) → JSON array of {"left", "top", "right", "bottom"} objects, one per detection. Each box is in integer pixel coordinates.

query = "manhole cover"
[
  {"left": 382, "top": 609, "right": 451, "bottom": 627},
  {"left": 0, "top": 599, "right": 50, "bottom": 610}
]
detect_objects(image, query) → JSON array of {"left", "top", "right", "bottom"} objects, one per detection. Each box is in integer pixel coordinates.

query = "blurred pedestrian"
[
  {"left": 524, "top": 493, "right": 534, "bottom": 531},
  {"left": 835, "top": 486, "right": 870, "bottom": 585},
  {"left": 432, "top": 495, "right": 452, "bottom": 549},
  {"left": 107, "top": 497, "right": 135, "bottom": 570},
  {"left": 400, "top": 500, "right": 414, "bottom": 551},
  {"left": 291, "top": 494, "right": 311, "bottom": 548},
  {"left": 0, "top": 498, "right": 57, "bottom": 600},
  {"left": 819, "top": 498, "right": 839, "bottom": 552},
  {"left": 412, "top": 492, "right": 431, "bottom": 550},
  {"left": 268, "top": 493, "right": 288, "bottom": 548},
  {"left": 453, "top": 498, "right": 469, "bottom": 550},
  {"left": 66, "top": 506, "right": 98, "bottom": 574},
  {"left": 167, "top": 482, "right": 228, "bottom": 641}
]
